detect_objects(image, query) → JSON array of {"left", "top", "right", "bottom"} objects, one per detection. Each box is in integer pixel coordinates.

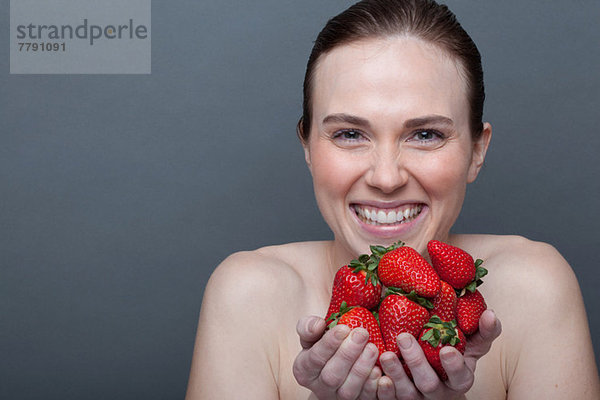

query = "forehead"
[{"left": 311, "top": 37, "right": 470, "bottom": 128}]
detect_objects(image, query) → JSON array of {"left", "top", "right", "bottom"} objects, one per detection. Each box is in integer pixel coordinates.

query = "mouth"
[{"left": 351, "top": 203, "right": 424, "bottom": 226}]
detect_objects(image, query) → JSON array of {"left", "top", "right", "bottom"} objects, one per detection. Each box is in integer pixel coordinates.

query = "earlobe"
[
  {"left": 467, "top": 122, "right": 492, "bottom": 183},
  {"left": 303, "top": 144, "right": 312, "bottom": 170}
]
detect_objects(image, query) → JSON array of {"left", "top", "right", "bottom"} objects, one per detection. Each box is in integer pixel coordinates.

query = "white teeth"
[
  {"left": 386, "top": 211, "right": 396, "bottom": 223},
  {"left": 354, "top": 204, "right": 423, "bottom": 225},
  {"left": 396, "top": 211, "right": 404, "bottom": 222}
]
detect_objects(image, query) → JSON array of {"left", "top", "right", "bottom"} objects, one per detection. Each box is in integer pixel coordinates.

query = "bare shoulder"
[
  {"left": 203, "top": 241, "right": 331, "bottom": 315},
  {"left": 454, "top": 234, "right": 600, "bottom": 398},
  {"left": 452, "top": 234, "right": 580, "bottom": 332},
  {"left": 187, "top": 242, "right": 331, "bottom": 400},
  {"left": 452, "top": 234, "right": 576, "bottom": 294},
  {"left": 209, "top": 244, "right": 302, "bottom": 294}
]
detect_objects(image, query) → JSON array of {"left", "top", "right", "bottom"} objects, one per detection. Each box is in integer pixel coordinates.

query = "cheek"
[
  {"left": 309, "top": 146, "right": 355, "bottom": 202},
  {"left": 413, "top": 150, "right": 470, "bottom": 201}
]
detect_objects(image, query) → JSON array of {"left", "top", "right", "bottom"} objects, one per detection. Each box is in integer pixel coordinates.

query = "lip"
[{"left": 349, "top": 202, "right": 428, "bottom": 239}]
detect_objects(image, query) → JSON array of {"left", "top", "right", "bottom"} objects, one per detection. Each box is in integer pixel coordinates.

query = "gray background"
[{"left": 1, "top": 1, "right": 598, "bottom": 399}]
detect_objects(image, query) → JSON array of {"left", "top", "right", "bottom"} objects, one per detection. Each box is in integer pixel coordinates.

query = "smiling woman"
[
  {"left": 303, "top": 37, "right": 487, "bottom": 258},
  {"left": 185, "top": 1, "right": 600, "bottom": 399}
]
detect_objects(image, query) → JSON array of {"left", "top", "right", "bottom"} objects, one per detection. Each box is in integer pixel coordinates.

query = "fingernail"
[
  {"left": 369, "top": 370, "right": 378, "bottom": 380},
  {"left": 398, "top": 334, "right": 412, "bottom": 350},
  {"left": 365, "top": 343, "right": 377, "bottom": 357},
  {"left": 352, "top": 328, "right": 369, "bottom": 344},
  {"left": 369, "top": 365, "right": 381, "bottom": 379},
  {"left": 308, "top": 318, "right": 319, "bottom": 332},
  {"left": 441, "top": 349, "right": 459, "bottom": 363},
  {"left": 335, "top": 325, "right": 350, "bottom": 340},
  {"left": 379, "top": 352, "right": 392, "bottom": 366}
]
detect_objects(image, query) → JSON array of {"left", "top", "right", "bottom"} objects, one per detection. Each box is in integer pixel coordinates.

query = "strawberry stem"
[
  {"left": 420, "top": 316, "right": 461, "bottom": 347},
  {"left": 385, "top": 287, "right": 434, "bottom": 309},
  {"left": 462, "top": 259, "right": 488, "bottom": 294},
  {"left": 349, "top": 241, "right": 404, "bottom": 286}
]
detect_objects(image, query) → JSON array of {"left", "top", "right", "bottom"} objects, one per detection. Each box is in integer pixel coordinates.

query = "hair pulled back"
[{"left": 298, "top": 0, "right": 485, "bottom": 141}]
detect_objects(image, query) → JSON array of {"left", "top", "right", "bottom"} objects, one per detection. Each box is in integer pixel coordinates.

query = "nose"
[{"left": 365, "top": 147, "right": 409, "bottom": 194}]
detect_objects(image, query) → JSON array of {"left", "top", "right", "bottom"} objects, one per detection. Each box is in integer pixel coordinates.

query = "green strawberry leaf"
[
  {"left": 475, "top": 265, "right": 488, "bottom": 280},
  {"left": 370, "top": 275, "right": 378, "bottom": 286},
  {"left": 404, "top": 290, "right": 435, "bottom": 309},
  {"left": 421, "top": 329, "right": 433, "bottom": 340},
  {"left": 390, "top": 241, "right": 404, "bottom": 250},
  {"left": 370, "top": 245, "right": 387, "bottom": 257},
  {"left": 465, "top": 281, "right": 477, "bottom": 293},
  {"left": 442, "top": 320, "right": 456, "bottom": 330}
]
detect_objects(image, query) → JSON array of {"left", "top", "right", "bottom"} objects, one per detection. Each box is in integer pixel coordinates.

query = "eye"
[
  {"left": 410, "top": 129, "right": 444, "bottom": 143},
  {"left": 333, "top": 129, "right": 366, "bottom": 142}
]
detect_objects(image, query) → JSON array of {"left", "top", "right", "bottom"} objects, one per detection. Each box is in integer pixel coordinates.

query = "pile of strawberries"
[{"left": 326, "top": 240, "right": 488, "bottom": 380}]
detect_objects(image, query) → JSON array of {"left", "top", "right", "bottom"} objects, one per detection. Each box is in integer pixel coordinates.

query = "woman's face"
[{"left": 303, "top": 37, "right": 491, "bottom": 258}]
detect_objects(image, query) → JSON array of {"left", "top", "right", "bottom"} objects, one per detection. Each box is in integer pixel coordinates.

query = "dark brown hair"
[{"left": 297, "top": 0, "right": 485, "bottom": 141}]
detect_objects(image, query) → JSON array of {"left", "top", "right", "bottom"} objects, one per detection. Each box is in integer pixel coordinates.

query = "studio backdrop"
[{"left": 2, "top": 1, "right": 599, "bottom": 399}]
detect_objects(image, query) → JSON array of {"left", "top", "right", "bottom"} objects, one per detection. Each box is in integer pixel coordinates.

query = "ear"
[
  {"left": 467, "top": 122, "right": 492, "bottom": 183},
  {"left": 303, "top": 140, "right": 312, "bottom": 172},
  {"left": 297, "top": 118, "right": 313, "bottom": 171}
]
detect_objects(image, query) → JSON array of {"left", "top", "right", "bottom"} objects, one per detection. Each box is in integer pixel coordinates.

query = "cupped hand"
[
  {"left": 377, "top": 310, "right": 502, "bottom": 400},
  {"left": 293, "top": 315, "right": 382, "bottom": 400}
]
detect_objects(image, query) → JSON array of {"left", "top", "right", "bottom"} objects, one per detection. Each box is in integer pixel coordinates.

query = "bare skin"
[
  {"left": 186, "top": 235, "right": 599, "bottom": 399},
  {"left": 186, "top": 37, "right": 599, "bottom": 399}
]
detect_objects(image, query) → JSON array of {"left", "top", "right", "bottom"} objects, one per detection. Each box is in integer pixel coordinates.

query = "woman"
[{"left": 186, "top": 1, "right": 599, "bottom": 399}]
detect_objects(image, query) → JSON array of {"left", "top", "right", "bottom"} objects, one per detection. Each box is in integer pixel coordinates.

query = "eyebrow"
[
  {"left": 322, "top": 113, "right": 372, "bottom": 128},
  {"left": 403, "top": 115, "right": 455, "bottom": 129},
  {"left": 321, "top": 113, "right": 454, "bottom": 129}
]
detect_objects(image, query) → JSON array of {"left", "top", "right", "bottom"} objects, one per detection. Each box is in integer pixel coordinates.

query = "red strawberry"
[
  {"left": 427, "top": 240, "right": 487, "bottom": 291},
  {"left": 430, "top": 281, "right": 457, "bottom": 322},
  {"left": 327, "top": 303, "right": 386, "bottom": 361},
  {"left": 418, "top": 316, "right": 467, "bottom": 380},
  {"left": 325, "top": 264, "right": 382, "bottom": 321},
  {"left": 456, "top": 289, "right": 487, "bottom": 335},
  {"left": 378, "top": 246, "right": 441, "bottom": 298},
  {"left": 379, "top": 294, "right": 430, "bottom": 356}
]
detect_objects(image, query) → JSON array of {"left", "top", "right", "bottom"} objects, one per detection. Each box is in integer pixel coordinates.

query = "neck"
[{"left": 325, "top": 240, "right": 360, "bottom": 277}]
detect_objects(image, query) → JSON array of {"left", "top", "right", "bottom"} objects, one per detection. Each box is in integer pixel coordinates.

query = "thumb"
[
  {"left": 297, "top": 316, "right": 326, "bottom": 349},
  {"left": 465, "top": 310, "right": 502, "bottom": 360}
]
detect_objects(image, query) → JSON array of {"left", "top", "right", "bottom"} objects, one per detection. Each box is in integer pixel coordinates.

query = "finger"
[
  {"left": 337, "top": 342, "right": 379, "bottom": 399},
  {"left": 297, "top": 316, "right": 327, "bottom": 349},
  {"left": 479, "top": 309, "right": 502, "bottom": 342},
  {"left": 397, "top": 333, "right": 444, "bottom": 397},
  {"left": 357, "top": 366, "right": 381, "bottom": 400},
  {"left": 318, "top": 327, "right": 370, "bottom": 390},
  {"left": 376, "top": 375, "right": 397, "bottom": 400},
  {"left": 439, "top": 346, "right": 474, "bottom": 393},
  {"left": 293, "top": 324, "right": 351, "bottom": 384},
  {"left": 464, "top": 310, "right": 502, "bottom": 363},
  {"left": 379, "top": 351, "right": 421, "bottom": 400}
]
